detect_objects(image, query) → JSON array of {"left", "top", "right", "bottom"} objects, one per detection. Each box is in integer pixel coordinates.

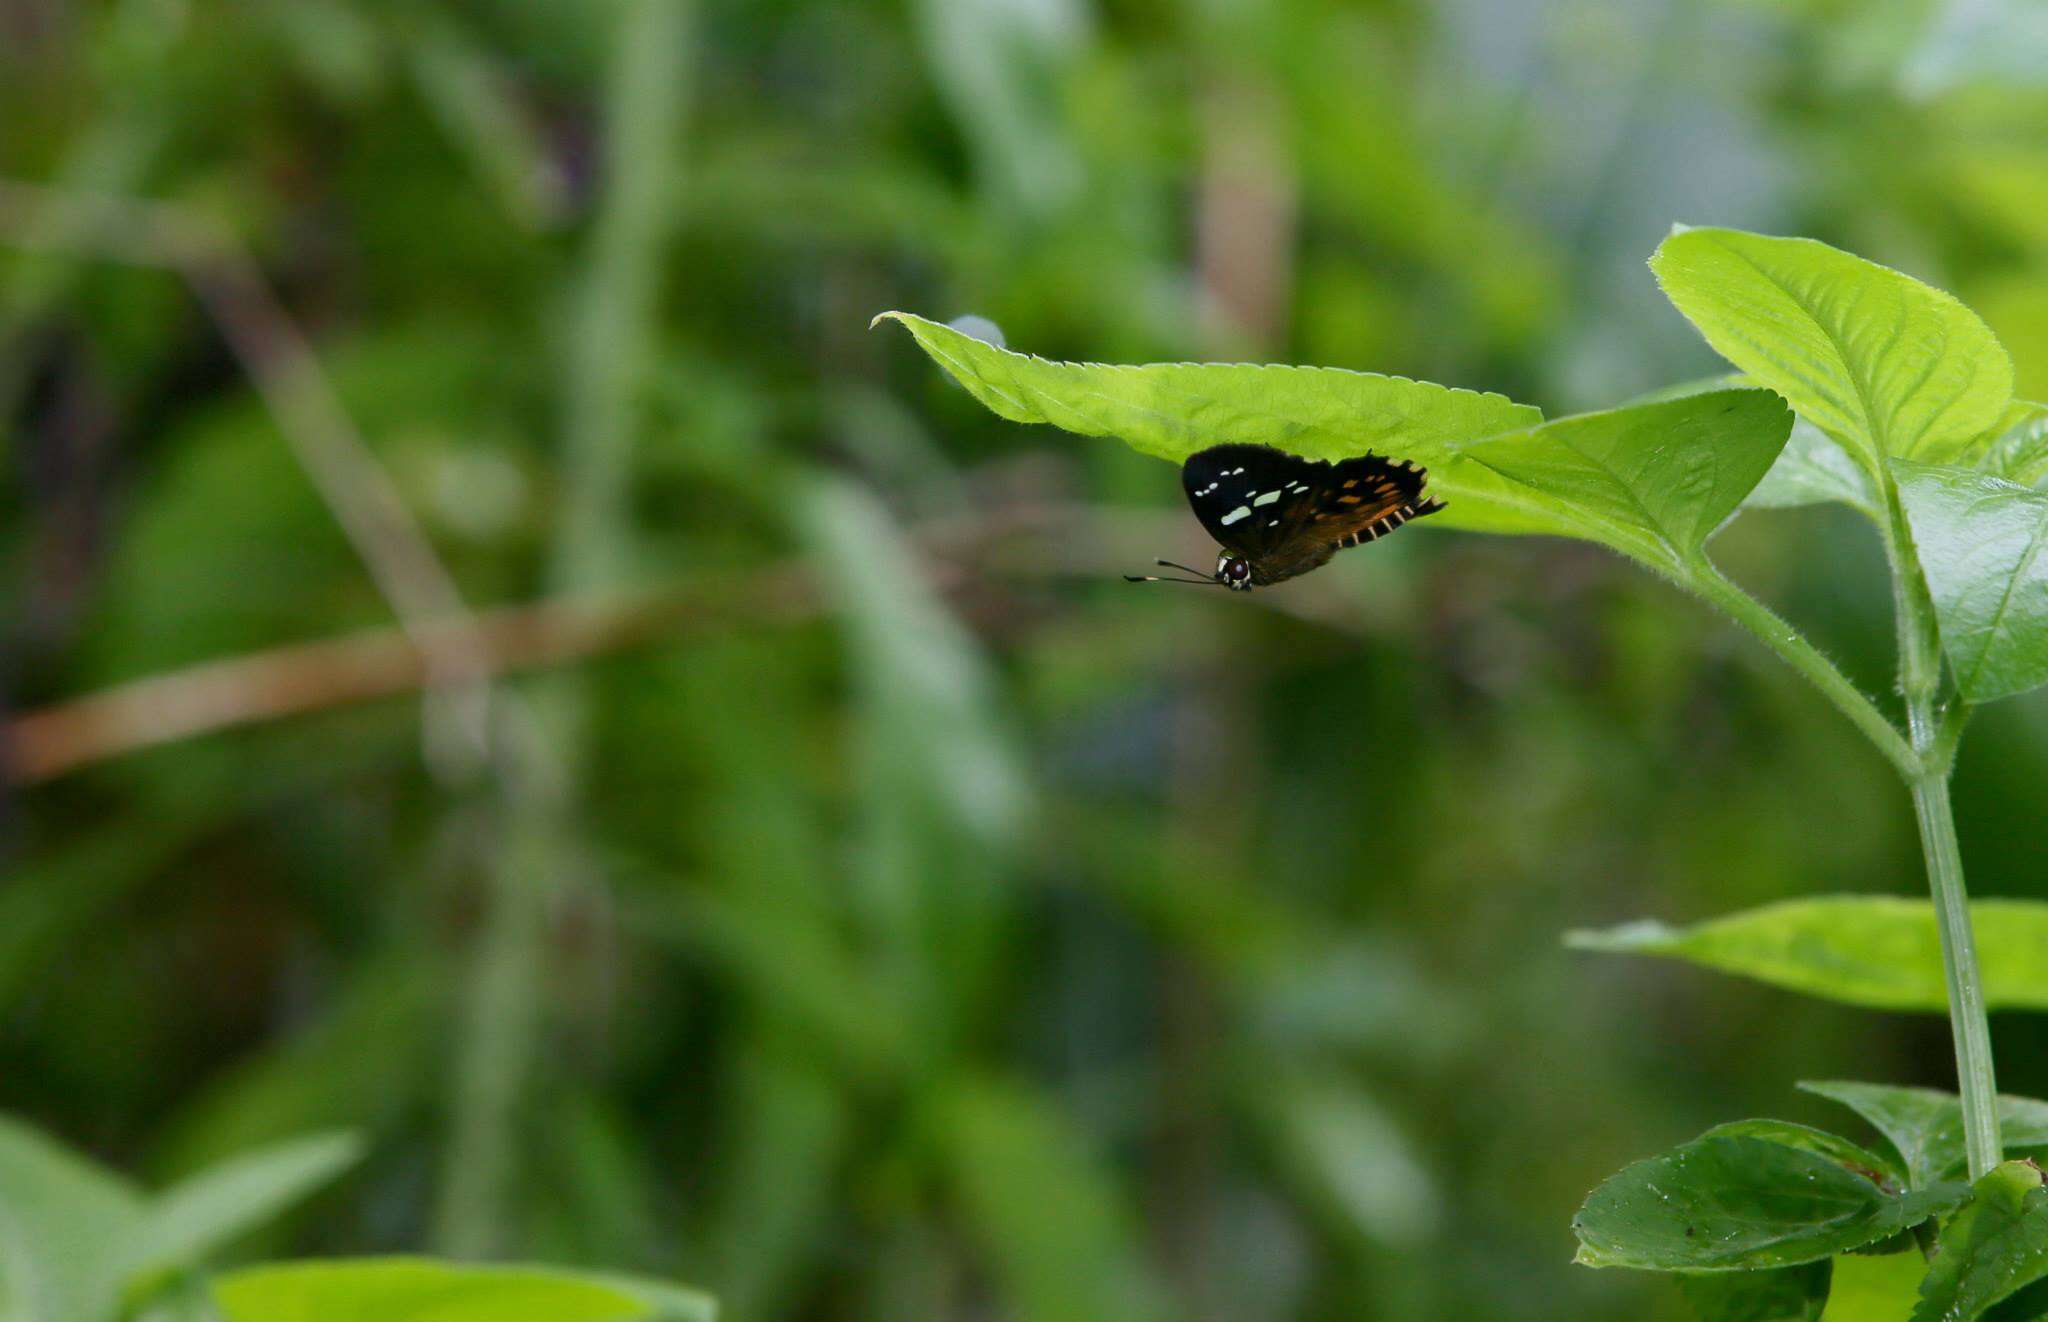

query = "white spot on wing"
[
  {"left": 1253, "top": 490, "right": 1282, "bottom": 507},
  {"left": 1219, "top": 506, "right": 1251, "bottom": 525}
]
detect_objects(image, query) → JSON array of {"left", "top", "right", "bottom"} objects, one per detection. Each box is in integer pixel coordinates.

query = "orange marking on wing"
[{"left": 1314, "top": 488, "right": 1435, "bottom": 550}]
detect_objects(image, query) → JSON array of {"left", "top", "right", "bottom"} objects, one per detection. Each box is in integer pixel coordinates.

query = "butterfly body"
[{"left": 1156, "top": 443, "right": 1444, "bottom": 590}]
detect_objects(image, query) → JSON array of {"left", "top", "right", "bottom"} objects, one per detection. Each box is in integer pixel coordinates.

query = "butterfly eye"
[{"left": 1221, "top": 557, "right": 1251, "bottom": 583}]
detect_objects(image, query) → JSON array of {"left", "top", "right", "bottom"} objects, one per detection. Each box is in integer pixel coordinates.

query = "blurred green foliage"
[{"left": 5, "top": 1, "right": 2048, "bottom": 1319}]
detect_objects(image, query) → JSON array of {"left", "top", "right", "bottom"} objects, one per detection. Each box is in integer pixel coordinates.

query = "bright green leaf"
[
  {"left": 1895, "top": 461, "right": 2048, "bottom": 702},
  {"left": 873, "top": 311, "right": 1541, "bottom": 532},
  {"left": 1824, "top": 1251, "right": 1929, "bottom": 1320},
  {"left": 1650, "top": 227, "right": 2013, "bottom": 469},
  {"left": 1567, "top": 896, "right": 2048, "bottom": 1012},
  {"left": 1801, "top": 1082, "right": 2048, "bottom": 1188},
  {"left": 1448, "top": 389, "right": 1793, "bottom": 571},
  {"left": 0, "top": 1114, "right": 146, "bottom": 1322},
  {"left": 1745, "top": 419, "right": 1880, "bottom": 518},
  {"left": 569, "top": 1272, "right": 718, "bottom": 1322},
  {"left": 126, "top": 1131, "right": 365, "bottom": 1281},
  {"left": 210, "top": 1258, "right": 710, "bottom": 1322},
  {"left": 1912, "top": 1162, "right": 2048, "bottom": 1322},
  {"left": 1678, "top": 1260, "right": 1831, "bottom": 1321},
  {"left": 1573, "top": 1136, "right": 1966, "bottom": 1271}
]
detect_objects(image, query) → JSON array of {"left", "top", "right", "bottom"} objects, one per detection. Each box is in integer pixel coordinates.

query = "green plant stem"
[
  {"left": 1687, "top": 564, "right": 1918, "bottom": 778},
  {"left": 1882, "top": 486, "right": 2002, "bottom": 1180},
  {"left": 1698, "top": 531, "right": 2000, "bottom": 1179},
  {"left": 1929, "top": 697, "right": 1973, "bottom": 777},
  {"left": 1909, "top": 757, "right": 2000, "bottom": 1179}
]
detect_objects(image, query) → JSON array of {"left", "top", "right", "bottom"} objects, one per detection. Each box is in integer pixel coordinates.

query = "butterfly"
[{"left": 1128, "top": 443, "right": 1445, "bottom": 590}]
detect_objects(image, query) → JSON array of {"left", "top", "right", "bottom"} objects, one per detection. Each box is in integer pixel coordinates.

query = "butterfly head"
[{"left": 1216, "top": 553, "right": 1253, "bottom": 590}]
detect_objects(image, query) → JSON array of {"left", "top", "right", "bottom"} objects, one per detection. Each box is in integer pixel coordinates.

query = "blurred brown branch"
[
  {"left": 0, "top": 507, "right": 1020, "bottom": 786},
  {"left": 4, "top": 583, "right": 753, "bottom": 786},
  {"left": 3, "top": 501, "right": 1392, "bottom": 786},
  {"left": 0, "top": 178, "right": 495, "bottom": 776}
]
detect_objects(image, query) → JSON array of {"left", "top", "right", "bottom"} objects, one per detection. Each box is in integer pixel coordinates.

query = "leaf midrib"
[{"left": 1716, "top": 238, "right": 1897, "bottom": 464}]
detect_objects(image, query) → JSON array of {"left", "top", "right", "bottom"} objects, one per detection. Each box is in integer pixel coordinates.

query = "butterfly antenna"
[{"left": 1125, "top": 558, "right": 1223, "bottom": 586}]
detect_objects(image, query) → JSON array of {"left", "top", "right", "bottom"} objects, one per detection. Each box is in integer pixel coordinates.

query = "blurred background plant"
[{"left": 3, "top": 0, "right": 2048, "bottom": 1319}]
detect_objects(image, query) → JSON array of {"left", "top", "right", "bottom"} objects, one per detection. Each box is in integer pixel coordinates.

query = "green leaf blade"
[
  {"left": 0, "top": 1114, "right": 147, "bottom": 1322},
  {"left": 1451, "top": 388, "right": 1793, "bottom": 570},
  {"left": 126, "top": 1131, "right": 365, "bottom": 1281},
  {"left": 1825, "top": 1252, "right": 1930, "bottom": 1320},
  {"left": 1980, "top": 402, "right": 2048, "bottom": 486},
  {"left": 1800, "top": 1083, "right": 2048, "bottom": 1188},
  {"left": 211, "top": 1258, "right": 714, "bottom": 1322},
  {"left": 1573, "top": 1136, "right": 1965, "bottom": 1272},
  {"left": 1912, "top": 1162, "right": 2048, "bottom": 1322},
  {"left": 570, "top": 1272, "right": 719, "bottom": 1322},
  {"left": 1696, "top": 1121, "right": 1902, "bottom": 1189},
  {"left": 1567, "top": 897, "right": 2048, "bottom": 1013},
  {"left": 1895, "top": 461, "right": 2048, "bottom": 702},
  {"left": 872, "top": 311, "right": 1541, "bottom": 477},
  {"left": 1650, "top": 228, "right": 2013, "bottom": 468}
]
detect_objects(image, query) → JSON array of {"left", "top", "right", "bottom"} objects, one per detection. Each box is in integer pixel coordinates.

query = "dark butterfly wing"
[
  {"left": 1180, "top": 443, "right": 1445, "bottom": 585},
  {"left": 1181, "top": 444, "right": 1327, "bottom": 556},
  {"left": 1303, "top": 452, "right": 1444, "bottom": 551}
]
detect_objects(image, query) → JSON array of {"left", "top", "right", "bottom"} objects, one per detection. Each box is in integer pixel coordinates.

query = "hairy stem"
[
  {"left": 1693, "top": 525, "right": 2000, "bottom": 1177},
  {"left": 1882, "top": 486, "right": 2001, "bottom": 1180},
  {"left": 1910, "top": 757, "right": 2000, "bottom": 1178},
  {"left": 1928, "top": 697, "right": 1973, "bottom": 778},
  {"left": 1686, "top": 564, "right": 1917, "bottom": 778}
]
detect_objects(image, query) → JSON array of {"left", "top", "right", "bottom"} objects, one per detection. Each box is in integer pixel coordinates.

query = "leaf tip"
[
  {"left": 1562, "top": 920, "right": 1674, "bottom": 953},
  {"left": 1647, "top": 225, "right": 1696, "bottom": 273},
  {"left": 869, "top": 310, "right": 905, "bottom": 332}
]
